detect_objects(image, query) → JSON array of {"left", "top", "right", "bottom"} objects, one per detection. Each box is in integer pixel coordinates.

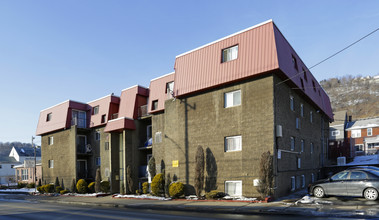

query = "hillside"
[
  {"left": 320, "top": 75, "right": 379, "bottom": 120},
  {"left": 0, "top": 142, "right": 35, "bottom": 156}
]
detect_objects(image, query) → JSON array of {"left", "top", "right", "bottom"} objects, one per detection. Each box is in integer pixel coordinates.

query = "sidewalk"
[{"left": 24, "top": 193, "right": 379, "bottom": 219}]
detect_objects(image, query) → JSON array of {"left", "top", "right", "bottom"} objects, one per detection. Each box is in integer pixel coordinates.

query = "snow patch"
[
  {"left": 295, "top": 195, "right": 333, "bottom": 205},
  {"left": 114, "top": 194, "right": 171, "bottom": 200},
  {"left": 348, "top": 155, "right": 379, "bottom": 165},
  {"left": 0, "top": 188, "right": 36, "bottom": 193}
]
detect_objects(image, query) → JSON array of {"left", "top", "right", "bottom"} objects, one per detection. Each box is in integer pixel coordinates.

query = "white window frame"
[
  {"left": 290, "top": 137, "right": 295, "bottom": 151},
  {"left": 225, "top": 135, "right": 242, "bottom": 152},
  {"left": 291, "top": 176, "right": 295, "bottom": 191},
  {"left": 290, "top": 96, "right": 294, "bottom": 111},
  {"left": 93, "top": 105, "right": 99, "bottom": 115},
  {"left": 224, "top": 90, "right": 241, "bottom": 108},
  {"left": 222, "top": 45, "right": 238, "bottom": 63},
  {"left": 48, "top": 160, "right": 54, "bottom": 168},
  {"left": 21, "top": 169, "right": 29, "bottom": 181},
  {"left": 367, "top": 128, "right": 373, "bottom": 136},
  {"left": 48, "top": 136, "right": 54, "bottom": 145},
  {"left": 225, "top": 180, "right": 242, "bottom": 196},
  {"left": 355, "top": 144, "right": 364, "bottom": 152},
  {"left": 351, "top": 129, "right": 361, "bottom": 138}
]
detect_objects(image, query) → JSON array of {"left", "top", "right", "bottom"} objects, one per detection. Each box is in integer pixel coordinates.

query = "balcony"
[
  {"left": 138, "top": 138, "right": 152, "bottom": 150},
  {"left": 71, "top": 118, "right": 87, "bottom": 129},
  {"left": 77, "top": 144, "right": 92, "bottom": 155},
  {"left": 138, "top": 105, "right": 149, "bottom": 118}
]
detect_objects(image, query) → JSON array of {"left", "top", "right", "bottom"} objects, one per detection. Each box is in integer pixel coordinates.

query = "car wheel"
[
  {"left": 313, "top": 186, "right": 325, "bottom": 198},
  {"left": 364, "top": 188, "right": 378, "bottom": 201}
]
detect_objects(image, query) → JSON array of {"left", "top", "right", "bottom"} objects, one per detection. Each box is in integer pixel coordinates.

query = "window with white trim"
[
  {"left": 367, "top": 128, "right": 373, "bottom": 136},
  {"left": 225, "top": 136, "right": 242, "bottom": 152},
  {"left": 291, "top": 176, "right": 295, "bottom": 191},
  {"left": 48, "top": 160, "right": 54, "bottom": 168},
  {"left": 21, "top": 169, "right": 28, "bottom": 181},
  {"left": 331, "top": 130, "right": 340, "bottom": 136},
  {"left": 290, "top": 137, "right": 295, "bottom": 151},
  {"left": 301, "top": 175, "right": 305, "bottom": 188},
  {"left": 355, "top": 144, "right": 364, "bottom": 152},
  {"left": 224, "top": 90, "right": 241, "bottom": 108},
  {"left": 93, "top": 106, "right": 99, "bottom": 115},
  {"left": 222, "top": 45, "right": 238, "bottom": 63},
  {"left": 225, "top": 181, "right": 242, "bottom": 196},
  {"left": 48, "top": 136, "right": 54, "bottom": 145},
  {"left": 300, "top": 104, "right": 304, "bottom": 117},
  {"left": 290, "top": 96, "right": 294, "bottom": 111},
  {"left": 351, "top": 129, "right": 361, "bottom": 138}
]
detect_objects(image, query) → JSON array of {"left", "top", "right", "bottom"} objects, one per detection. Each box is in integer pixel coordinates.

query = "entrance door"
[{"left": 77, "top": 160, "right": 87, "bottom": 179}]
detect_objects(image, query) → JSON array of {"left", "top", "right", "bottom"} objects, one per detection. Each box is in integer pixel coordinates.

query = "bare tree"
[{"left": 194, "top": 146, "right": 205, "bottom": 197}]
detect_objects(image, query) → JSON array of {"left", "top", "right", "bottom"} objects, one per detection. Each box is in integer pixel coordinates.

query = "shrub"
[
  {"left": 151, "top": 173, "right": 165, "bottom": 196},
  {"left": 26, "top": 183, "right": 35, "bottom": 188},
  {"left": 55, "top": 186, "right": 63, "bottom": 194},
  {"left": 37, "top": 186, "right": 44, "bottom": 193},
  {"left": 169, "top": 182, "right": 184, "bottom": 198},
  {"left": 95, "top": 168, "right": 101, "bottom": 193},
  {"left": 43, "top": 184, "right": 54, "bottom": 193},
  {"left": 256, "top": 151, "right": 274, "bottom": 198},
  {"left": 136, "top": 189, "right": 142, "bottom": 195},
  {"left": 54, "top": 177, "right": 60, "bottom": 189},
  {"left": 60, "top": 190, "right": 69, "bottom": 195},
  {"left": 148, "top": 157, "right": 156, "bottom": 178},
  {"left": 76, "top": 179, "right": 88, "bottom": 194},
  {"left": 17, "top": 182, "right": 27, "bottom": 189},
  {"left": 88, "top": 182, "right": 95, "bottom": 193},
  {"left": 100, "top": 181, "right": 110, "bottom": 193},
  {"left": 194, "top": 146, "right": 205, "bottom": 197},
  {"left": 71, "top": 179, "right": 76, "bottom": 193},
  {"left": 205, "top": 190, "right": 226, "bottom": 200},
  {"left": 142, "top": 182, "right": 149, "bottom": 194}
]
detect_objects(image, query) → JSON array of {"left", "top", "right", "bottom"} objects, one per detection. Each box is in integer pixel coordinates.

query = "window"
[
  {"left": 224, "top": 90, "right": 241, "bottom": 108},
  {"left": 105, "top": 142, "right": 109, "bottom": 151},
  {"left": 152, "top": 100, "right": 158, "bottom": 111},
  {"left": 155, "top": 132, "right": 162, "bottom": 143},
  {"left": 11, "top": 165, "right": 14, "bottom": 168},
  {"left": 331, "top": 130, "right": 340, "bottom": 136},
  {"left": 93, "top": 106, "right": 99, "bottom": 115},
  {"left": 298, "top": 158, "right": 301, "bottom": 169},
  {"left": 72, "top": 110, "right": 86, "bottom": 128},
  {"left": 351, "top": 129, "right": 361, "bottom": 138},
  {"left": 350, "top": 171, "right": 367, "bottom": 180},
  {"left": 48, "top": 160, "right": 54, "bottom": 168},
  {"left": 301, "top": 175, "right": 305, "bottom": 188},
  {"left": 95, "top": 131, "right": 100, "bottom": 141},
  {"left": 225, "top": 181, "right": 242, "bottom": 196},
  {"left": 331, "top": 171, "right": 349, "bottom": 181},
  {"left": 312, "top": 80, "right": 316, "bottom": 92},
  {"left": 310, "top": 142, "right": 314, "bottom": 154},
  {"left": 290, "top": 96, "right": 294, "bottom": 111},
  {"left": 310, "top": 111, "right": 313, "bottom": 123},
  {"left": 291, "top": 55, "right": 298, "bottom": 71},
  {"left": 0, "top": 165, "right": 2, "bottom": 169},
  {"left": 303, "top": 68, "right": 308, "bottom": 81},
  {"left": 225, "top": 136, "right": 242, "bottom": 152},
  {"left": 290, "top": 137, "right": 295, "bottom": 151},
  {"left": 95, "top": 157, "right": 101, "bottom": 166},
  {"left": 166, "top": 81, "right": 174, "bottom": 94},
  {"left": 222, "top": 45, "right": 238, "bottom": 63},
  {"left": 291, "top": 176, "right": 295, "bottom": 191},
  {"left": 355, "top": 144, "right": 364, "bottom": 152},
  {"left": 367, "top": 128, "right": 373, "bottom": 136},
  {"left": 46, "top": 113, "right": 52, "bottom": 122},
  {"left": 300, "top": 104, "right": 304, "bottom": 117},
  {"left": 101, "top": 114, "right": 106, "bottom": 123},
  {"left": 21, "top": 169, "right": 28, "bottom": 181},
  {"left": 300, "top": 78, "right": 305, "bottom": 91},
  {"left": 48, "top": 136, "right": 54, "bottom": 145},
  {"left": 311, "top": 173, "right": 315, "bottom": 183},
  {"left": 147, "top": 125, "right": 152, "bottom": 140},
  {"left": 301, "top": 139, "right": 304, "bottom": 152},
  {"left": 296, "top": 118, "right": 300, "bottom": 130}
]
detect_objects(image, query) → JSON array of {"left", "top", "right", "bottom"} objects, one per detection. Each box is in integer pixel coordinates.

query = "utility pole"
[{"left": 32, "top": 136, "right": 36, "bottom": 194}]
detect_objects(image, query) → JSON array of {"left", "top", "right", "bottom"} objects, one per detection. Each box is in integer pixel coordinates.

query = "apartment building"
[
  {"left": 347, "top": 117, "right": 379, "bottom": 155},
  {"left": 36, "top": 20, "right": 333, "bottom": 198}
]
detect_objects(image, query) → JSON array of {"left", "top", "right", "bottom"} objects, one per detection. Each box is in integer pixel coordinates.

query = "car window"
[
  {"left": 331, "top": 171, "right": 349, "bottom": 181},
  {"left": 366, "top": 170, "right": 379, "bottom": 178},
  {"left": 350, "top": 171, "right": 367, "bottom": 180}
]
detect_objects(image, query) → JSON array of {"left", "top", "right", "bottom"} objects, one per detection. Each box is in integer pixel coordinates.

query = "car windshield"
[{"left": 331, "top": 171, "right": 349, "bottom": 181}]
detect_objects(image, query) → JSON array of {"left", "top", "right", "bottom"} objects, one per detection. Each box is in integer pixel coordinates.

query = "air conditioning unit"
[
  {"left": 86, "top": 144, "right": 92, "bottom": 153},
  {"left": 337, "top": 157, "right": 346, "bottom": 166}
]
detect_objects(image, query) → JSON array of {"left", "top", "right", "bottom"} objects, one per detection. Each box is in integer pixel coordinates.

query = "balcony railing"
[
  {"left": 71, "top": 118, "right": 87, "bottom": 128},
  {"left": 138, "top": 105, "right": 149, "bottom": 118}
]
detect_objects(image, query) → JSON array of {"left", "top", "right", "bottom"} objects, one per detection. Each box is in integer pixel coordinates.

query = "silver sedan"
[{"left": 309, "top": 169, "right": 379, "bottom": 200}]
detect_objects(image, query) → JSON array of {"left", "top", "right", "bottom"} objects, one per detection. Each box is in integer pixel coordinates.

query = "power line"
[{"left": 276, "top": 27, "right": 379, "bottom": 86}]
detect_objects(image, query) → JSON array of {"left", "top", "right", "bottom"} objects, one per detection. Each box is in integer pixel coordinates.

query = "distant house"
[
  {"left": 14, "top": 161, "right": 42, "bottom": 184},
  {"left": 347, "top": 117, "right": 379, "bottom": 155},
  {"left": 9, "top": 146, "right": 41, "bottom": 163},
  {"left": 328, "top": 111, "right": 353, "bottom": 162},
  {"left": 0, "top": 156, "right": 20, "bottom": 185}
]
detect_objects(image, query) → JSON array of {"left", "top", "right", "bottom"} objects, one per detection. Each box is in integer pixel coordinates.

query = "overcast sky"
[{"left": 0, "top": 0, "right": 378, "bottom": 144}]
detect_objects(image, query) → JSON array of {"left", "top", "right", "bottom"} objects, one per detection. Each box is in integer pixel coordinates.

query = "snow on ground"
[
  {"left": 0, "top": 188, "right": 36, "bottom": 193},
  {"left": 347, "top": 154, "right": 379, "bottom": 165},
  {"left": 295, "top": 195, "right": 333, "bottom": 205},
  {"left": 65, "top": 192, "right": 106, "bottom": 197},
  {"left": 114, "top": 194, "right": 171, "bottom": 200}
]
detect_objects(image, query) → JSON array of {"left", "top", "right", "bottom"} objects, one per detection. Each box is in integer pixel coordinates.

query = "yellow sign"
[{"left": 172, "top": 160, "right": 179, "bottom": 167}]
